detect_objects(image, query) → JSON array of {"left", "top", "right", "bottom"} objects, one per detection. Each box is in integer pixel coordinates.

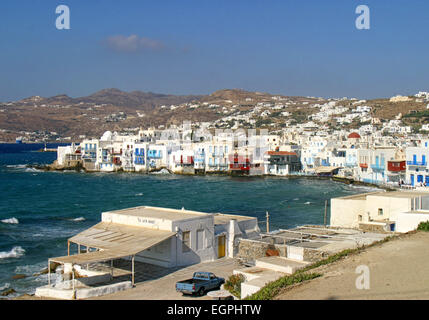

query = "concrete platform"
[
  {"left": 35, "top": 281, "right": 132, "bottom": 300},
  {"left": 255, "top": 256, "right": 309, "bottom": 274},
  {"left": 233, "top": 266, "right": 286, "bottom": 299}
]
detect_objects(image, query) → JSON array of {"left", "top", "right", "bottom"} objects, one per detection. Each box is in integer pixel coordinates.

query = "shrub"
[
  {"left": 224, "top": 273, "right": 245, "bottom": 298},
  {"left": 417, "top": 221, "right": 429, "bottom": 231},
  {"left": 245, "top": 272, "right": 321, "bottom": 300}
]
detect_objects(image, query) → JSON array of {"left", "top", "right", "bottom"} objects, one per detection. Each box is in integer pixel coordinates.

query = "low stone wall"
[
  {"left": 302, "top": 248, "right": 329, "bottom": 263},
  {"left": 359, "top": 223, "right": 390, "bottom": 233},
  {"left": 237, "top": 239, "right": 287, "bottom": 261}
]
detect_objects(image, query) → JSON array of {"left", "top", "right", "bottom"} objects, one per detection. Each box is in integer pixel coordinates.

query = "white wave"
[
  {"left": 348, "top": 185, "right": 381, "bottom": 192},
  {"left": 150, "top": 168, "right": 171, "bottom": 175},
  {"left": 304, "top": 201, "right": 311, "bottom": 205},
  {"left": 0, "top": 283, "right": 10, "bottom": 291},
  {"left": 0, "top": 246, "right": 25, "bottom": 259},
  {"left": 6, "top": 164, "right": 27, "bottom": 169},
  {"left": 135, "top": 193, "right": 144, "bottom": 196},
  {"left": 25, "top": 168, "right": 41, "bottom": 173},
  {"left": 1, "top": 218, "right": 19, "bottom": 224},
  {"left": 293, "top": 198, "right": 299, "bottom": 201},
  {"left": 69, "top": 217, "right": 85, "bottom": 222}
]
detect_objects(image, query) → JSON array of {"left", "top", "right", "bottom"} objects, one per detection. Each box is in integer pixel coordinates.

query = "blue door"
[
  {"left": 425, "top": 176, "right": 429, "bottom": 184},
  {"left": 413, "top": 154, "right": 417, "bottom": 164},
  {"left": 411, "top": 174, "right": 415, "bottom": 186},
  {"left": 423, "top": 155, "right": 426, "bottom": 165},
  {"left": 417, "top": 175, "right": 423, "bottom": 183}
]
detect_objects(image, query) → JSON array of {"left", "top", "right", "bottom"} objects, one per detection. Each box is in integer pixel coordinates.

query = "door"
[
  {"left": 411, "top": 174, "right": 415, "bottom": 186},
  {"left": 209, "top": 273, "right": 218, "bottom": 289},
  {"left": 217, "top": 235, "right": 225, "bottom": 258}
]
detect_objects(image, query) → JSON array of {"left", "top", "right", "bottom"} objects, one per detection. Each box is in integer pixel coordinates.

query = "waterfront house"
[
  {"left": 81, "top": 138, "right": 99, "bottom": 171},
  {"left": 52, "top": 205, "right": 260, "bottom": 268},
  {"left": 406, "top": 140, "right": 429, "bottom": 186},
  {"left": 205, "top": 141, "right": 231, "bottom": 173},
  {"left": 170, "top": 147, "right": 195, "bottom": 174},
  {"left": 56, "top": 143, "right": 81, "bottom": 167},
  {"left": 147, "top": 144, "right": 168, "bottom": 170},
  {"left": 193, "top": 143, "right": 206, "bottom": 173},
  {"left": 133, "top": 142, "right": 148, "bottom": 172},
  {"left": 331, "top": 190, "right": 429, "bottom": 233},
  {"left": 36, "top": 206, "right": 260, "bottom": 299},
  {"left": 263, "top": 150, "right": 301, "bottom": 175}
]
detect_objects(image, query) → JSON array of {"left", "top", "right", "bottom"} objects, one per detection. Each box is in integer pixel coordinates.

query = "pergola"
[{"left": 47, "top": 221, "right": 175, "bottom": 294}]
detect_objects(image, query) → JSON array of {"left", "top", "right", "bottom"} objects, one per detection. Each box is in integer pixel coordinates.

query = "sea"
[{"left": 0, "top": 143, "right": 379, "bottom": 297}]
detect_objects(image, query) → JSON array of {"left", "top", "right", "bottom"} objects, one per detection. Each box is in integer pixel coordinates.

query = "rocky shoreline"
[{"left": 27, "top": 162, "right": 394, "bottom": 191}]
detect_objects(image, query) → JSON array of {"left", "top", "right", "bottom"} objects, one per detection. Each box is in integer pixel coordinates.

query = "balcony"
[
  {"left": 388, "top": 161, "right": 406, "bottom": 172},
  {"left": 370, "top": 164, "right": 385, "bottom": 171},
  {"left": 345, "top": 161, "right": 357, "bottom": 168},
  {"left": 212, "top": 153, "right": 224, "bottom": 158},
  {"left": 407, "top": 161, "right": 427, "bottom": 166}
]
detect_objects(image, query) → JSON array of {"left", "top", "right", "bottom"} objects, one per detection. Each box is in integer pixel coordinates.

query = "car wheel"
[{"left": 198, "top": 288, "right": 205, "bottom": 296}]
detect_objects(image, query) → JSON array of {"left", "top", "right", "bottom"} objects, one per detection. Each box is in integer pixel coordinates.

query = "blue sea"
[{"left": 0, "top": 143, "right": 375, "bottom": 297}]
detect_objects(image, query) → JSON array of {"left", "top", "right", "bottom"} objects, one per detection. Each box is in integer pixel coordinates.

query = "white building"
[
  {"left": 331, "top": 190, "right": 429, "bottom": 233},
  {"left": 406, "top": 140, "right": 429, "bottom": 186}
]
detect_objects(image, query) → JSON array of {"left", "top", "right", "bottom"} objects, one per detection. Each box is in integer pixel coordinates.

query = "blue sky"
[{"left": 1, "top": 0, "right": 429, "bottom": 101}]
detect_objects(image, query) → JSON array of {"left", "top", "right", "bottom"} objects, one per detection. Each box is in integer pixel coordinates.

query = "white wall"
[
  {"left": 396, "top": 212, "right": 429, "bottom": 233},
  {"left": 172, "top": 216, "right": 216, "bottom": 267}
]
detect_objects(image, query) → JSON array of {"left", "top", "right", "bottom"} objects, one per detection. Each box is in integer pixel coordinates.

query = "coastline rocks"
[
  {"left": 34, "top": 262, "right": 61, "bottom": 276},
  {"left": 1, "top": 288, "right": 16, "bottom": 296}
]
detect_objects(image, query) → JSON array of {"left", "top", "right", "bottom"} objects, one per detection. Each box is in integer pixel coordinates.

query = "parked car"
[{"left": 176, "top": 272, "right": 225, "bottom": 296}]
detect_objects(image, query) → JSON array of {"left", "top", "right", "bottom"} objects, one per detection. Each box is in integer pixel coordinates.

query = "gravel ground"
[{"left": 275, "top": 231, "right": 429, "bottom": 300}]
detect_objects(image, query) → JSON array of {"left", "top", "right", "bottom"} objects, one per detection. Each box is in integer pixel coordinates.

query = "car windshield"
[{"left": 194, "top": 272, "right": 208, "bottom": 279}]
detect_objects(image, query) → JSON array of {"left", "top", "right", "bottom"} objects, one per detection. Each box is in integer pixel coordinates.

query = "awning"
[
  {"left": 50, "top": 222, "right": 175, "bottom": 265},
  {"left": 315, "top": 166, "right": 341, "bottom": 174}
]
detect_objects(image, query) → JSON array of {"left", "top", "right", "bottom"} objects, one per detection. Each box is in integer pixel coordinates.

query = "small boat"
[{"left": 15, "top": 137, "right": 23, "bottom": 144}]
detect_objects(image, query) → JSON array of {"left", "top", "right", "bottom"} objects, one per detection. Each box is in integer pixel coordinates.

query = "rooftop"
[
  {"left": 369, "top": 191, "right": 429, "bottom": 199},
  {"left": 213, "top": 213, "right": 256, "bottom": 225},
  {"left": 103, "top": 205, "right": 210, "bottom": 222}
]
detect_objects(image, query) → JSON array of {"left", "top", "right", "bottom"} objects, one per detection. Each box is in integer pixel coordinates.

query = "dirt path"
[
  {"left": 275, "top": 231, "right": 429, "bottom": 300},
  {"left": 91, "top": 258, "right": 240, "bottom": 300}
]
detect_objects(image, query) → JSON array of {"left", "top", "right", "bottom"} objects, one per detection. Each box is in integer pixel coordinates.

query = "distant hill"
[
  {"left": 15, "top": 88, "right": 204, "bottom": 109},
  {"left": 0, "top": 88, "right": 427, "bottom": 142}
]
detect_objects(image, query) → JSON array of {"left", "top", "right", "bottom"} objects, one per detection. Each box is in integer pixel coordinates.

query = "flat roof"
[
  {"left": 369, "top": 191, "right": 429, "bottom": 198},
  {"left": 51, "top": 222, "right": 175, "bottom": 265},
  {"left": 335, "top": 190, "right": 429, "bottom": 201},
  {"left": 333, "top": 192, "right": 380, "bottom": 200},
  {"left": 213, "top": 213, "right": 256, "bottom": 225},
  {"left": 103, "top": 205, "right": 211, "bottom": 221}
]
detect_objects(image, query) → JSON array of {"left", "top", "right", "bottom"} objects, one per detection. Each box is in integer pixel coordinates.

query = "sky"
[{"left": 0, "top": 0, "right": 429, "bottom": 101}]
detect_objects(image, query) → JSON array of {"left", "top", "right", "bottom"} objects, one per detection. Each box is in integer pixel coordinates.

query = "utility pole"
[
  {"left": 324, "top": 200, "right": 328, "bottom": 226},
  {"left": 266, "top": 211, "right": 270, "bottom": 233}
]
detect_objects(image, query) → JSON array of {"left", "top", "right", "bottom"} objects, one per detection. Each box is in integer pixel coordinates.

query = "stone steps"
[{"left": 255, "top": 256, "right": 309, "bottom": 274}]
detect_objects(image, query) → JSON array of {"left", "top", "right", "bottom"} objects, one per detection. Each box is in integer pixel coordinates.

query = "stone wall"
[
  {"left": 303, "top": 248, "right": 329, "bottom": 263},
  {"left": 237, "top": 239, "right": 287, "bottom": 261},
  {"left": 359, "top": 223, "right": 390, "bottom": 233}
]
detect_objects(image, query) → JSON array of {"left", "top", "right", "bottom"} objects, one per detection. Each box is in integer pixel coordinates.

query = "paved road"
[
  {"left": 91, "top": 258, "right": 240, "bottom": 300},
  {"left": 275, "top": 231, "right": 429, "bottom": 300}
]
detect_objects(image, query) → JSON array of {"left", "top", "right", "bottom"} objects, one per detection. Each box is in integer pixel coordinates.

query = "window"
[
  {"left": 182, "top": 231, "right": 191, "bottom": 252},
  {"left": 196, "top": 229, "right": 204, "bottom": 250},
  {"left": 378, "top": 208, "right": 383, "bottom": 216},
  {"left": 358, "top": 215, "right": 363, "bottom": 222}
]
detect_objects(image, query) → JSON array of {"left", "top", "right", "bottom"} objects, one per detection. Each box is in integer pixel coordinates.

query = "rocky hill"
[{"left": 0, "top": 88, "right": 427, "bottom": 142}]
